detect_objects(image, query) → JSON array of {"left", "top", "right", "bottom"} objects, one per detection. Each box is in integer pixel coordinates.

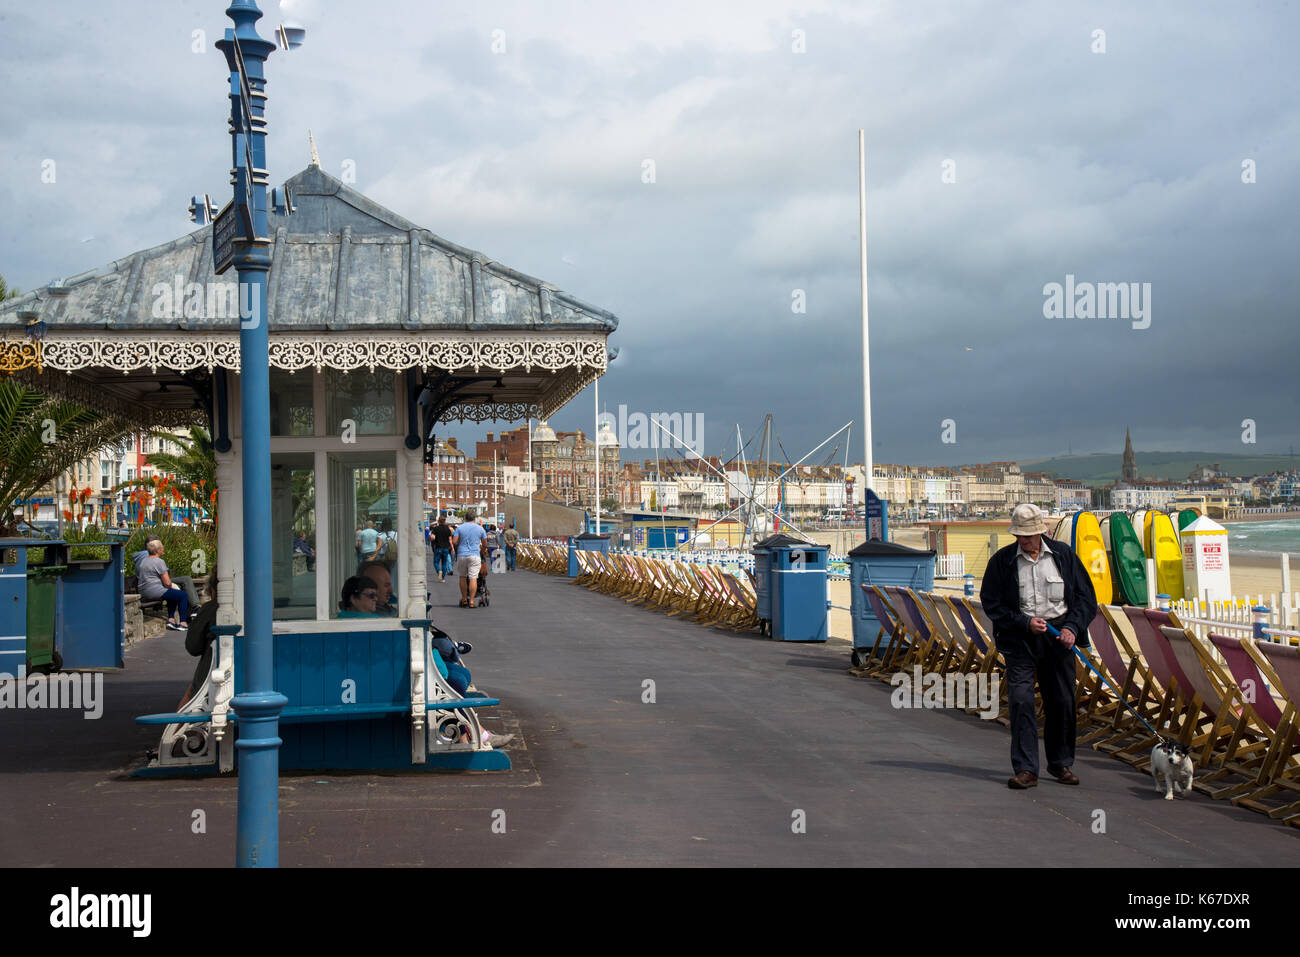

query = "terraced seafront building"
[{"left": 0, "top": 162, "right": 618, "bottom": 773}]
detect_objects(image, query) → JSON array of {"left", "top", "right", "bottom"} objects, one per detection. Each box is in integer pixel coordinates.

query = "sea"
[{"left": 1220, "top": 519, "right": 1300, "bottom": 557}]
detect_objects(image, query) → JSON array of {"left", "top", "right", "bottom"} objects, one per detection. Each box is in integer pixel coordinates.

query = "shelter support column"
[
  {"left": 216, "top": 445, "right": 242, "bottom": 627},
  {"left": 403, "top": 445, "right": 426, "bottom": 618}
]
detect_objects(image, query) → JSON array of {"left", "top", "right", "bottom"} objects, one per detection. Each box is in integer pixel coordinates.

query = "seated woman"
[{"left": 338, "top": 576, "right": 381, "bottom": 617}]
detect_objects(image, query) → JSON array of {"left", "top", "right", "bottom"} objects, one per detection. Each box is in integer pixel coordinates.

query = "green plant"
[
  {"left": 115, "top": 425, "right": 216, "bottom": 525},
  {"left": 0, "top": 381, "right": 137, "bottom": 537}
]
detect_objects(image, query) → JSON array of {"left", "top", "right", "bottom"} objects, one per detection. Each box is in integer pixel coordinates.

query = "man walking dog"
[{"left": 981, "top": 504, "right": 1097, "bottom": 789}]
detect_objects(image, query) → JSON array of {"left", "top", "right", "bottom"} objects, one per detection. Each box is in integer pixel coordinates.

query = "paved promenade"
[{"left": 1, "top": 562, "right": 1296, "bottom": 867}]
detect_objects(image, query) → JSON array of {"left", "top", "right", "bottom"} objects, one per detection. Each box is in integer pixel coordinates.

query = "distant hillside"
[{"left": 1021, "top": 451, "right": 1297, "bottom": 486}]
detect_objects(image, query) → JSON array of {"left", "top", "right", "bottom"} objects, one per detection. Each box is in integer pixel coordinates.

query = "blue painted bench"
[{"left": 134, "top": 619, "right": 510, "bottom": 775}]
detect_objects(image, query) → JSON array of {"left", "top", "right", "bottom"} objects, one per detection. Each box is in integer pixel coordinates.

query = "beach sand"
[{"left": 826, "top": 551, "right": 1298, "bottom": 643}]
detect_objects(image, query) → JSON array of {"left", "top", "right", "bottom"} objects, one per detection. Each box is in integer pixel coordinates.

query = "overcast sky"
[{"left": 3, "top": 0, "right": 1297, "bottom": 470}]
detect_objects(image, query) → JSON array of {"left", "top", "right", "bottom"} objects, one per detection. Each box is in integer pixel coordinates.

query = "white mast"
[
  {"left": 594, "top": 376, "right": 601, "bottom": 535},
  {"left": 859, "top": 129, "right": 873, "bottom": 496}
]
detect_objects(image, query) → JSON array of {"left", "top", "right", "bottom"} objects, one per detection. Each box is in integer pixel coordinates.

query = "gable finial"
[{"left": 308, "top": 129, "right": 320, "bottom": 168}]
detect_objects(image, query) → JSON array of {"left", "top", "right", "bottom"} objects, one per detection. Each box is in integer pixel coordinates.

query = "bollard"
[
  {"left": 1156, "top": 593, "right": 1170, "bottom": 612},
  {"left": 964, "top": 573, "right": 975, "bottom": 597},
  {"left": 1252, "top": 606, "right": 1271, "bottom": 643}
]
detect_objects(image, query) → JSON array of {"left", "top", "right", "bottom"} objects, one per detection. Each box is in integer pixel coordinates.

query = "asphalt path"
[{"left": 2, "top": 559, "right": 1296, "bottom": 866}]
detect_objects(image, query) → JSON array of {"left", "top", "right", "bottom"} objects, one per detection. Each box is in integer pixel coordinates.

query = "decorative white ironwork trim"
[
  {"left": 8, "top": 368, "right": 204, "bottom": 427},
  {"left": 37, "top": 332, "right": 609, "bottom": 376},
  {"left": 12, "top": 332, "right": 603, "bottom": 424}
]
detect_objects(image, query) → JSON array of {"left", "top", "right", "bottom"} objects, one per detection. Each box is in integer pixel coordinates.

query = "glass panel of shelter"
[
  {"left": 327, "top": 451, "right": 397, "bottom": 618},
  {"left": 270, "top": 452, "right": 315, "bottom": 620},
  {"left": 246, "top": 368, "right": 407, "bottom": 623}
]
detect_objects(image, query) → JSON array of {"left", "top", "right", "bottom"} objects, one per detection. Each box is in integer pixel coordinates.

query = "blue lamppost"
[{"left": 215, "top": 0, "right": 285, "bottom": 868}]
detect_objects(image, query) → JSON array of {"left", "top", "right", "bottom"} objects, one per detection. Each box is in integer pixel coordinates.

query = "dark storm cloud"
[{"left": 2, "top": 0, "right": 1295, "bottom": 467}]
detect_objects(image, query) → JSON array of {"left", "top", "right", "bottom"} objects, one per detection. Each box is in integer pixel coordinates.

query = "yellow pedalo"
[{"left": 1071, "top": 510, "right": 1113, "bottom": 605}]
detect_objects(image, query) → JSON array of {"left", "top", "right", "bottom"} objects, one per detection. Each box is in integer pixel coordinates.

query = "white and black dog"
[{"left": 1150, "top": 739, "right": 1194, "bottom": 800}]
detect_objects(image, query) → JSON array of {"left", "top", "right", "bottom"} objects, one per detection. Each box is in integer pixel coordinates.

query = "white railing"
[
  {"left": 936, "top": 553, "right": 965, "bottom": 579},
  {"left": 1170, "top": 591, "right": 1300, "bottom": 646},
  {"left": 1170, "top": 592, "right": 1298, "bottom": 629}
]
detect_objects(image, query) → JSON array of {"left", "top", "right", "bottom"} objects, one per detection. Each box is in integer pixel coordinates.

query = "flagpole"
[
  {"left": 859, "top": 129, "right": 873, "bottom": 496},
  {"left": 594, "top": 376, "right": 601, "bottom": 535}
]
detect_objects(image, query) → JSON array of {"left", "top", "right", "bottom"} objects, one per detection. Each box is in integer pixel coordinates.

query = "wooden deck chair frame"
[
  {"left": 1230, "top": 639, "right": 1300, "bottom": 821},
  {"left": 902, "top": 589, "right": 962, "bottom": 676},
  {"left": 923, "top": 594, "right": 983, "bottom": 676},
  {"left": 860, "top": 585, "right": 912, "bottom": 677}
]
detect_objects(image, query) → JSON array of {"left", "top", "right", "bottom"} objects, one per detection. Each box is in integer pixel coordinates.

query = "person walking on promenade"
[
  {"left": 502, "top": 522, "right": 519, "bottom": 571},
  {"left": 451, "top": 509, "right": 487, "bottom": 608},
  {"left": 430, "top": 515, "right": 453, "bottom": 582},
  {"left": 980, "top": 504, "right": 1097, "bottom": 790}
]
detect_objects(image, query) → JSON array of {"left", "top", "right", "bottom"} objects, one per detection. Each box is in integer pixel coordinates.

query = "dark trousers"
[
  {"left": 1002, "top": 620, "right": 1076, "bottom": 775},
  {"left": 162, "top": 587, "right": 189, "bottom": 623}
]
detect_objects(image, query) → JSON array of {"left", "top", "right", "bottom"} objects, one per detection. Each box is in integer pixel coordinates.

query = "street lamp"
[{"left": 215, "top": 0, "right": 284, "bottom": 869}]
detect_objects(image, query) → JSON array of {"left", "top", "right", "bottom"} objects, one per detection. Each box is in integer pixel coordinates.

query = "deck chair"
[
  {"left": 1087, "top": 606, "right": 1180, "bottom": 767},
  {"left": 696, "top": 566, "right": 738, "bottom": 628},
  {"left": 719, "top": 571, "right": 758, "bottom": 632},
  {"left": 1156, "top": 624, "right": 1278, "bottom": 798},
  {"left": 904, "top": 590, "right": 963, "bottom": 676},
  {"left": 853, "top": 585, "right": 910, "bottom": 677},
  {"left": 662, "top": 564, "right": 699, "bottom": 617},
  {"left": 922, "top": 593, "right": 982, "bottom": 676},
  {"left": 1077, "top": 612, "right": 1149, "bottom": 744},
  {"left": 949, "top": 597, "right": 1003, "bottom": 678},
  {"left": 627, "top": 558, "right": 661, "bottom": 606},
  {"left": 917, "top": 592, "right": 1001, "bottom": 718},
  {"left": 1229, "top": 639, "right": 1300, "bottom": 821},
  {"left": 885, "top": 586, "right": 939, "bottom": 674},
  {"left": 1140, "top": 609, "right": 1225, "bottom": 749}
]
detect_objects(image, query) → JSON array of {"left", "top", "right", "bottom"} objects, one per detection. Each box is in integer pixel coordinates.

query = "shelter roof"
[{"left": 1, "top": 166, "right": 618, "bottom": 427}]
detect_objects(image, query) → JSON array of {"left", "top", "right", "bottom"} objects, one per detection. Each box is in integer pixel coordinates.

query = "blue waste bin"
[
  {"left": 753, "top": 535, "right": 829, "bottom": 641},
  {"left": 752, "top": 533, "right": 808, "bottom": 625},
  {"left": 0, "top": 538, "right": 125, "bottom": 674},
  {"left": 60, "top": 541, "right": 125, "bottom": 669},
  {"left": 567, "top": 533, "right": 611, "bottom": 577},
  {"left": 848, "top": 540, "right": 935, "bottom": 663}
]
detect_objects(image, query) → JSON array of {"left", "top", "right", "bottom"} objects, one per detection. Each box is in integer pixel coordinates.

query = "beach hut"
[{"left": 0, "top": 162, "right": 618, "bottom": 773}]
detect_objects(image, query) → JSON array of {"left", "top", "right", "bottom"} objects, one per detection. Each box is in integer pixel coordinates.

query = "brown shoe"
[
  {"left": 1007, "top": 771, "right": 1038, "bottom": 789},
  {"left": 1047, "top": 765, "right": 1080, "bottom": 785}
]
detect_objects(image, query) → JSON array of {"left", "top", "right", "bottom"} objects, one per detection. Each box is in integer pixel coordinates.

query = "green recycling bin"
[{"left": 26, "top": 564, "right": 66, "bottom": 673}]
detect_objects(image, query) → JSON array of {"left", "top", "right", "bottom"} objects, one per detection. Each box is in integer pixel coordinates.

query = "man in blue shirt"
[
  {"left": 451, "top": 511, "right": 487, "bottom": 608},
  {"left": 355, "top": 520, "right": 382, "bottom": 570}
]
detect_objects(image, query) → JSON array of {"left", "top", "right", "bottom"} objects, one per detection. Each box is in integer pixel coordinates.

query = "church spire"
[{"left": 1122, "top": 427, "right": 1137, "bottom": 483}]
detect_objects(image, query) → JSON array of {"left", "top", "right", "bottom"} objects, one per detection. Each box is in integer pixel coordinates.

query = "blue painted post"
[
  {"left": 217, "top": 0, "right": 285, "bottom": 869},
  {"left": 1156, "top": 593, "right": 1170, "bottom": 612},
  {"left": 1252, "top": 606, "right": 1271, "bottom": 643},
  {"left": 964, "top": 573, "right": 974, "bottom": 597}
]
